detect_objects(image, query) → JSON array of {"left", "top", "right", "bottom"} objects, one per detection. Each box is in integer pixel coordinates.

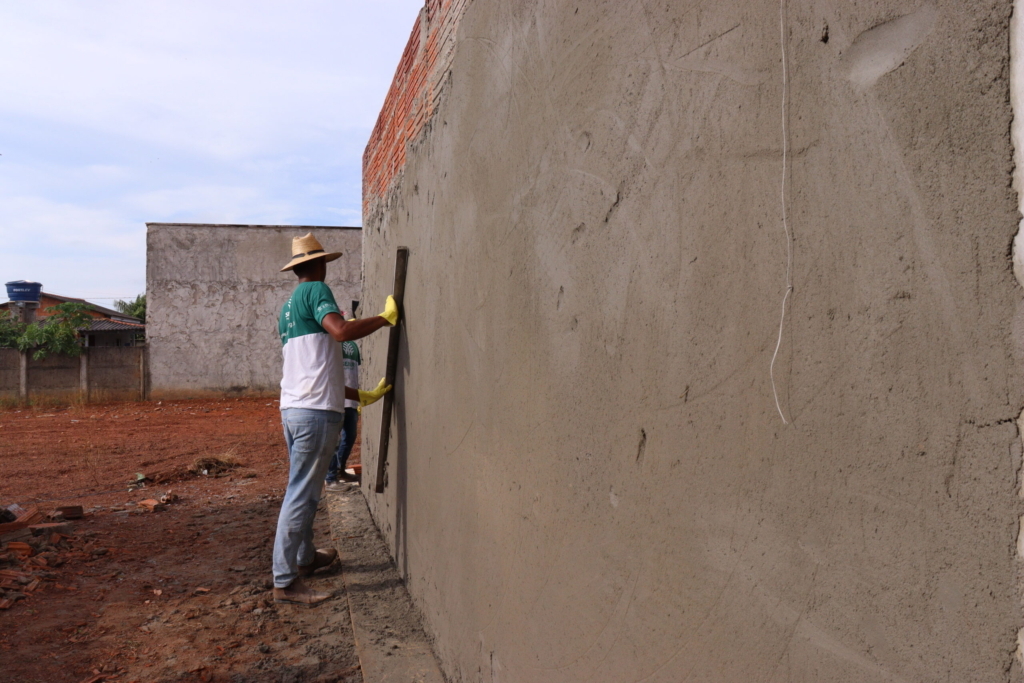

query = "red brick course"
[{"left": 363, "top": 0, "right": 471, "bottom": 214}]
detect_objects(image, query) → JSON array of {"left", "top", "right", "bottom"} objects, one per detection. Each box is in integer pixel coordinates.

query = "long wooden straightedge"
[{"left": 374, "top": 247, "right": 409, "bottom": 493}]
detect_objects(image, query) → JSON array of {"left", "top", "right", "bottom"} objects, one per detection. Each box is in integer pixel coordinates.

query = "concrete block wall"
[
  {"left": 0, "top": 349, "right": 18, "bottom": 400},
  {"left": 360, "top": 1, "right": 1024, "bottom": 681},
  {"left": 27, "top": 353, "right": 79, "bottom": 400},
  {"left": 88, "top": 347, "right": 143, "bottom": 402},
  {"left": 0, "top": 348, "right": 144, "bottom": 402},
  {"left": 146, "top": 224, "right": 361, "bottom": 399}
]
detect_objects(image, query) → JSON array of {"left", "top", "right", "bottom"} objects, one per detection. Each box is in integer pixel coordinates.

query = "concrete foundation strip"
[{"left": 327, "top": 486, "right": 445, "bottom": 683}]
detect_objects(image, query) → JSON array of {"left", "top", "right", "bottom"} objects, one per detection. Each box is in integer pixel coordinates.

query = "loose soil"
[{"left": 0, "top": 397, "right": 363, "bottom": 683}]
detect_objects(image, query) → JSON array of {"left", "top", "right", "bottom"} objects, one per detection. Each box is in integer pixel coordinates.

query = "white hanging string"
[{"left": 769, "top": 0, "right": 792, "bottom": 425}]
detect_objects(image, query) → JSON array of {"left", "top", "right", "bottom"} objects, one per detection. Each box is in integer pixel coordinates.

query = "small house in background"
[
  {"left": 79, "top": 318, "right": 145, "bottom": 347},
  {"left": 0, "top": 289, "right": 144, "bottom": 347}
]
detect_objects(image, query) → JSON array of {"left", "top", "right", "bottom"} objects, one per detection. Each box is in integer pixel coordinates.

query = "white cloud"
[
  {"left": 0, "top": 1, "right": 417, "bottom": 157},
  {"left": 0, "top": 0, "right": 422, "bottom": 298}
]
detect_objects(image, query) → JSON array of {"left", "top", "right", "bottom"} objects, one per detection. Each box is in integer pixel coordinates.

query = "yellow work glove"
[
  {"left": 358, "top": 377, "right": 391, "bottom": 409},
  {"left": 379, "top": 295, "right": 399, "bottom": 326}
]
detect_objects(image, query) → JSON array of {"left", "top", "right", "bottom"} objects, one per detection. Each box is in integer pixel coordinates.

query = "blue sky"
[{"left": 0, "top": 1, "right": 422, "bottom": 305}]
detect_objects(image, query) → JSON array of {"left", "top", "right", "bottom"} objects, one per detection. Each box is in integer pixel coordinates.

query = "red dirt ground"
[{"left": 0, "top": 397, "right": 362, "bottom": 683}]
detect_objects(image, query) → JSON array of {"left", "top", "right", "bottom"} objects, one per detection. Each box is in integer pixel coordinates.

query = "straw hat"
[{"left": 280, "top": 233, "right": 342, "bottom": 272}]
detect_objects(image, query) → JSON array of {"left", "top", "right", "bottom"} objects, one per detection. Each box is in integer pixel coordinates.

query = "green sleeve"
[{"left": 308, "top": 282, "right": 341, "bottom": 326}]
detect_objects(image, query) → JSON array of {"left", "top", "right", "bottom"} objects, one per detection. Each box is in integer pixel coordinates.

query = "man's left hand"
[{"left": 358, "top": 378, "right": 392, "bottom": 408}]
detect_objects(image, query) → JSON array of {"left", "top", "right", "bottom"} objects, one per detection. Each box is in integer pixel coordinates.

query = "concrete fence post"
[
  {"left": 80, "top": 349, "right": 89, "bottom": 403},
  {"left": 18, "top": 351, "right": 27, "bottom": 402}
]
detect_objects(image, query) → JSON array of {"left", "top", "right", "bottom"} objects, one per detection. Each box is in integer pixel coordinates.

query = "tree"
[
  {"left": 0, "top": 310, "right": 26, "bottom": 349},
  {"left": 114, "top": 294, "right": 146, "bottom": 322},
  {"left": 17, "top": 302, "right": 93, "bottom": 360}
]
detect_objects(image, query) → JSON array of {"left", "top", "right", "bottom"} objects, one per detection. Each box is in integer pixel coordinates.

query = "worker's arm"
[
  {"left": 344, "top": 378, "right": 391, "bottom": 406},
  {"left": 322, "top": 313, "right": 389, "bottom": 342},
  {"left": 321, "top": 295, "right": 400, "bottom": 342}
]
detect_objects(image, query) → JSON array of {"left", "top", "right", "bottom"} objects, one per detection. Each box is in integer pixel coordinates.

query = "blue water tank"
[{"left": 5, "top": 281, "right": 42, "bottom": 303}]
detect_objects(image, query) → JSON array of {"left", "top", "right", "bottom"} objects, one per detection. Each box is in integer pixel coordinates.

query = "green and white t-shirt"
[
  {"left": 279, "top": 281, "right": 345, "bottom": 412},
  {"left": 342, "top": 341, "right": 361, "bottom": 410}
]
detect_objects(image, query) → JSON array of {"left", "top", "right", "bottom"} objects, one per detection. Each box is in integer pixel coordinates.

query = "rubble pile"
[{"left": 0, "top": 504, "right": 81, "bottom": 610}]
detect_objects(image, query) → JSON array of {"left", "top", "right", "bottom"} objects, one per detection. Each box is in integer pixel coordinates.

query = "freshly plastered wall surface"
[
  {"left": 147, "top": 224, "right": 361, "bottom": 398},
  {"left": 361, "top": 1, "right": 1024, "bottom": 681}
]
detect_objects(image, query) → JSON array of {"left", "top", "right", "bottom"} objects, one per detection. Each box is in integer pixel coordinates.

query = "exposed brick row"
[{"left": 363, "top": 0, "right": 472, "bottom": 214}]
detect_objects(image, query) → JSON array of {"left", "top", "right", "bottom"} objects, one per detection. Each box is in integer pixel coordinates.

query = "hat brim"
[{"left": 280, "top": 251, "right": 342, "bottom": 272}]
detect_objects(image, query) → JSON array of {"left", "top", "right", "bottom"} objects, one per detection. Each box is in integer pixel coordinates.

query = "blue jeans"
[
  {"left": 273, "top": 408, "right": 342, "bottom": 588},
  {"left": 326, "top": 408, "right": 359, "bottom": 481}
]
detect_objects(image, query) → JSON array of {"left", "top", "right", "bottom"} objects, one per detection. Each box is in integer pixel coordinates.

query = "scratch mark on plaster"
[
  {"left": 570, "top": 167, "right": 617, "bottom": 194},
  {"left": 664, "top": 24, "right": 768, "bottom": 87},
  {"left": 597, "top": 110, "right": 658, "bottom": 170},
  {"left": 666, "top": 59, "right": 767, "bottom": 87},
  {"left": 635, "top": 428, "right": 647, "bottom": 463},
  {"left": 944, "top": 430, "right": 961, "bottom": 501},
  {"left": 658, "top": 346, "right": 762, "bottom": 412},
  {"left": 633, "top": 516, "right": 764, "bottom": 682},
  {"left": 764, "top": 471, "right": 842, "bottom": 682},
  {"left": 603, "top": 189, "right": 623, "bottom": 224},
  {"left": 545, "top": 566, "right": 644, "bottom": 675},
  {"left": 677, "top": 24, "right": 740, "bottom": 61},
  {"left": 580, "top": 568, "right": 646, "bottom": 677},
  {"left": 736, "top": 139, "right": 819, "bottom": 161},
  {"left": 751, "top": 496, "right": 900, "bottom": 683},
  {"left": 876, "top": 118, "right": 984, "bottom": 405},
  {"left": 465, "top": 35, "right": 524, "bottom": 132},
  {"left": 790, "top": 618, "right": 913, "bottom": 683},
  {"left": 769, "top": 0, "right": 792, "bottom": 425}
]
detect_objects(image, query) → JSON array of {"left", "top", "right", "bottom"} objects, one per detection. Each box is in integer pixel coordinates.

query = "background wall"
[
  {"left": 27, "top": 353, "right": 79, "bottom": 401},
  {"left": 87, "top": 346, "right": 144, "bottom": 402},
  {"left": 147, "top": 224, "right": 361, "bottom": 399},
  {"left": 0, "top": 349, "right": 19, "bottom": 400},
  {"left": 360, "top": 1, "right": 1024, "bottom": 681},
  {"left": 0, "top": 347, "right": 143, "bottom": 402}
]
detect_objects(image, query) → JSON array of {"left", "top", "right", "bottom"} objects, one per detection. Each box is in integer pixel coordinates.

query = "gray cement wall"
[
  {"left": 0, "top": 349, "right": 18, "bottom": 400},
  {"left": 88, "top": 346, "right": 143, "bottom": 402},
  {"left": 27, "top": 353, "right": 79, "bottom": 401},
  {"left": 360, "top": 1, "right": 1024, "bottom": 681},
  {"left": 146, "top": 224, "right": 361, "bottom": 399},
  {"left": 0, "top": 348, "right": 144, "bottom": 402}
]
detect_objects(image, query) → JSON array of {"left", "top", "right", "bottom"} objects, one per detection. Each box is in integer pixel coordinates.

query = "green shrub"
[
  {"left": 0, "top": 310, "right": 25, "bottom": 349},
  {"left": 14, "top": 302, "right": 93, "bottom": 360}
]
